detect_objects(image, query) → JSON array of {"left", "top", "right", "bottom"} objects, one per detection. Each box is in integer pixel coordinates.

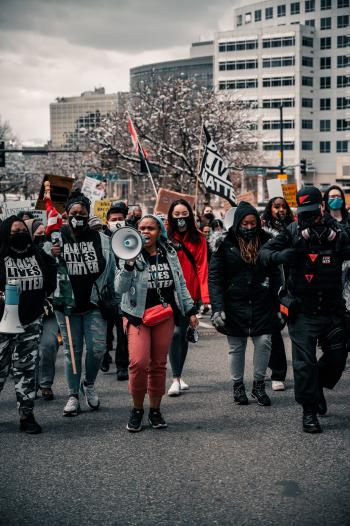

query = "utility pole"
[{"left": 279, "top": 105, "right": 284, "bottom": 175}]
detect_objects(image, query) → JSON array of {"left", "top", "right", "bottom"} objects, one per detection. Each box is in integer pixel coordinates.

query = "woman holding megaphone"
[{"left": 115, "top": 214, "right": 198, "bottom": 432}]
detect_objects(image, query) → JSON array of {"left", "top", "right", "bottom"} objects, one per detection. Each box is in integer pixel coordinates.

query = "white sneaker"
[
  {"left": 63, "top": 396, "right": 80, "bottom": 417},
  {"left": 80, "top": 382, "right": 100, "bottom": 410},
  {"left": 179, "top": 379, "right": 190, "bottom": 390},
  {"left": 272, "top": 381, "right": 285, "bottom": 391},
  {"left": 168, "top": 380, "right": 181, "bottom": 397}
]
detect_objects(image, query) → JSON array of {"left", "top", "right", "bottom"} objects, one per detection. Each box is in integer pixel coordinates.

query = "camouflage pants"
[{"left": 0, "top": 319, "right": 41, "bottom": 414}]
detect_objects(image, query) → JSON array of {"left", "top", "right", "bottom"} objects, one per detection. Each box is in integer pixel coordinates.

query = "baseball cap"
[{"left": 296, "top": 186, "right": 322, "bottom": 214}]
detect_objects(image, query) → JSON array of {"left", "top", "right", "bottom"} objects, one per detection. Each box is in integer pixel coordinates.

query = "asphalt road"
[{"left": 1, "top": 321, "right": 350, "bottom": 526}]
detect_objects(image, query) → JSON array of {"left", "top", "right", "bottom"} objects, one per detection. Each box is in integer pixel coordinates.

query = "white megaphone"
[
  {"left": 223, "top": 207, "right": 237, "bottom": 231},
  {"left": 0, "top": 280, "right": 25, "bottom": 334},
  {"left": 111, "top": 226, "right": 145, "bottom": 260}
]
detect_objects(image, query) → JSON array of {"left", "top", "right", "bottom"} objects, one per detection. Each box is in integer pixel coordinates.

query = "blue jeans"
[
  {"left": 55, "top": 309, "right": 107, "bottom": 396},
  {"left": 39, "top": 315, "right": 59, "bottom": 388}
]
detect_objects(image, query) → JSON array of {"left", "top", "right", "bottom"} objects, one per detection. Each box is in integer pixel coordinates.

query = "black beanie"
[{"left": 66, "top": 190, "right": 91, "bottom": 214}]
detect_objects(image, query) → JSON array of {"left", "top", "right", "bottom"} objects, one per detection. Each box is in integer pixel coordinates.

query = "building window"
[
  {"left": 262, "top": 98, "right": 295, "bottom": 108},
  {"left": 320, "top": 37, "right": 332, "bottom": 49},
  {"left": 291, "top": 2, "right": 300, "bottom": 14},
  {"left": 337, "top": 75, "right": 349, "bottom": 88},
  {"left": 265, "top": 7, "right": 273, "bottom": 19},
  {"left": 321, "top": 0, "right": 332, "bottom": 8},
  {"left": 321, "top": 17, "right": 332, "bottom": 29},
  {"left": 277, "top": 4, "right": 286, "bottom": 16},
  {"left": 305, "top": 0, "right": 315, "bottom": 11},
  {"left": 320, "top": 98, "right": 331, "bottom": 110},
  {"left": 320, "top": 56, "right": 331, "bottom": 69},
  {"left": 320, "top": 77, "right": 331, "bottom": 88},
  {"left": 218, "top": 39, "right": 258, "bottom": 52},
  {"left": 305, "top": 19, "right": 315, "bottom": 26},
  {"left": 262, "top": 76, "right": 295, "bottom": 87},
  {"left": 338, "top": 55, "right": 349, "bottom": 68},
  {"left": 262, "top": 36, "right": 295, "bottom": 47},
  {"left": 245, "top": 12, "right": 252, "bottom": 23},
  {"left": 263, "top": 56, "right": 295, "bottom": 67},
  {"left": 320, "top": 120, "right": 331, "bottom": 131},
  {"left": 337, "top": 119, "right": 349, "bottom": 131},
  {"left": 337, "top": 97, "right": 350, "bottom": 109},
  {"left": 302, "top": 98, "right": 313, "bottom": 108},
  {"left": 337, "top": 35, "right": 349, "bottom": 48},
  {"left": 302, "top": 119, "right": 313, "bottom": 129},
  {"left": 338, "top": 15, "right": 349, "bottom": 28},
  {"left": 302, "top": 76, "right": 314, "bottom": 86},
  {"left": 337, "top": 141, "right": 349, "bottom": 153},
  {"left": 263, "top": 141, "right": 294, "bottom": 150},
  {"left": 255, "top": 9, "right": 262, "bottom": 21},
  {"left": 302, "top": 56, "right": 314, "bottom": 67},
  {"left": 219, "top": 79, "right": 258, "bottom": 90},
  {"left": 263, "top": 120, "right": 295, "bottom": 129},
  {"left": 302, "top": 36, "right": 314, "bottom": 47},
  {"left": 338, "top": 0, "right": 349, "bottom": 7},
  {"left": 302, "top": 141, "right": 313, "bottom": 150},
  {"left": 320, "top": 141, "right": 331, "bottom": 153},
  {"left": 237, "top": 14, "right": 243, "bottom": 26},
  {"left": 219, "top": 59, "right": 258, "bottom": 71}
]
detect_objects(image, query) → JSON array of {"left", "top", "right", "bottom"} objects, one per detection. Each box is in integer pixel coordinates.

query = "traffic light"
[
  {"left": 300, "top": 159, "right": 306, "bottom": 177},
  {"left": 0, "top": 141, "right": 5, "bottom": 168}
]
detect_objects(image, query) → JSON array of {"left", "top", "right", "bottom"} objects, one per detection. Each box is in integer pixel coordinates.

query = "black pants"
[
  {"left": 106, "top": 315, "right": 129, "bottom": 370},
  {"left": 288, "top": 311, "right": 347, "bottom": 406},
  {"left": 268, "top": 329, "right": 287, "bottom": 381}
]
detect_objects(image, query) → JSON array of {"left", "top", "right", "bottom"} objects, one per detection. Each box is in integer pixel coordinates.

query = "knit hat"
[
  {"left": 66, "top": 190, "right": 91, "bottom": 214},
  {"left": 88, "top": 215, "right": 103, "bottom": 229}
]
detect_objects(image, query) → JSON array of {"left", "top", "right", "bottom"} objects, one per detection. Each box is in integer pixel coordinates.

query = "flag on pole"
[
  {"left": 199, "top": 126, "right": 237, "bottom": 206},
  {"left": 127, "top": 114, "right": 159, "bottom": 174}
]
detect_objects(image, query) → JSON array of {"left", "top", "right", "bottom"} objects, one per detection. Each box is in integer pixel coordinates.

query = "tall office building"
[
  {"left": 215, "top": 0, "right": 349, "bottom": 189},
  {"left": 50, "top": 88, "right": 127, "bottom": 148}
]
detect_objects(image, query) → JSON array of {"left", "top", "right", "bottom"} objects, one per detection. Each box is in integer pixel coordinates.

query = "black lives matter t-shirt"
[
  {"left": 144, "top": 249, "right": 175, "bottom": 310},
  {"left": 62, "top": 229, "right": 106, "bottom": 313}
]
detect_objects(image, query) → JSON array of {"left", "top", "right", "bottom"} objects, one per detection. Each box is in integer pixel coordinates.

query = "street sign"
[
  {"left": 277, "top": 173, "right": 288, "bottom": 181},
  {"left": 244, "top": 167, "right": 267, "bottom": 177}
]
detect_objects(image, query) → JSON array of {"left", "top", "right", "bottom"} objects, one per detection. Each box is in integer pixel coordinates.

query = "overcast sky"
[{"left": 0, "top": 0, "right": 244, "bottom": 143}]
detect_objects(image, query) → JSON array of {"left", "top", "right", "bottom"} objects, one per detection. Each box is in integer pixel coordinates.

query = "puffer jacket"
[{"left": 208, "top": 202, "right": 282, "bottom": 336}]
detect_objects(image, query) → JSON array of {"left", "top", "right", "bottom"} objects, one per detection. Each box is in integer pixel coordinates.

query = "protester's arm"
[
  {"left": 208, "top": 243, "right": 226, "bottom": 315},
  {"left": 115, "top": 259, "right": 137, "bottom": 294},
  {"left": 38, "top": 248, "right": 58, "bottom": 297},
  {"left": 194, "top": 236, "right": 210, "bottom": 304},
  {"left": 260, "top": 230, "right": 295, "bottom": 267}
]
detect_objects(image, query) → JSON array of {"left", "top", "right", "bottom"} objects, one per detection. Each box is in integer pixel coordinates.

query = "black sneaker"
[
  {"left": 19, "top": 413, "right": 42, "bottom": 434},
  {"left": 41, "top": 387, "right": 54, "bottom": 401},
  {"left": 251, "top": 380, "right": 271, "bottom": 406},
  {"left": 100, "top": 352, "right": 110, "bottom": 373},
  {"left": 303, "top": 406, "right": 322, "bottom": 433},
  {"left": 126, "top": 408, "right": 144, "bottom": 432},
  {"left": 317, "top": 386, "right": 327, "bottom": 416},
  {"left": 148, "top": 409, "right": 168, "bottom": 429},
  {"left": 233, "top": 381, "right": 248, "bottom": 405},
  {"left": 116, "top": 368, "right": 129, "bottom": 381}
]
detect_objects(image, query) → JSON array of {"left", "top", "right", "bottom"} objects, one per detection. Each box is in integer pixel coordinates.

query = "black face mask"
[
  {"left": 298, "top": 211, "right": 322, "bottom": 230},
  {"left": 238, "top": 226, "right": 258, "bottom": 241},
  {"left": 175, "top": 217, "right": 190, "bottom": 231},
  {"left": 69, "top": 215, "right": 88, "bottom": 231},
  {"left": 204, "top": 213, "right": 214, "bottom": 221},
  {"left": 10, "top": 232, "right": 32, "bottom": 253}
]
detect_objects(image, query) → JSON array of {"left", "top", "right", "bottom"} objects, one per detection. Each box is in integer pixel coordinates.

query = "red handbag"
[{"left": 142, "top": 304, "right": 173, "bottom": 326}]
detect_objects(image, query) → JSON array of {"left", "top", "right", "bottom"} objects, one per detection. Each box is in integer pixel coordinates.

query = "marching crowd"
[{"left": 0, "top": 183, "right": 349, "bottom": 435}]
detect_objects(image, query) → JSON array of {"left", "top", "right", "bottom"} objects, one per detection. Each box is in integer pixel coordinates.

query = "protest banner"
[
  {"left": 36, "top": 174, "right": 73, "bottom": 214},
  {"left": 154, "top": 188, "right": 195, "bottom": 215},
  {"left": 81, "top": 173, "right": 106, "bottom": 207},
  {"left": 236, "top": 191, "right": 256, "bottom": 205},
  {"left": 282, "top": 183, "right": 298, "bottom": 208},
  {"left": 267, "top": 179, "right": 284, "bottom": 200},
  {"left": 93, "top": 199, "right": 113, "bottom": 222},
  {"left": 0, "top": 200, "right": 47, "bottom": 224}
]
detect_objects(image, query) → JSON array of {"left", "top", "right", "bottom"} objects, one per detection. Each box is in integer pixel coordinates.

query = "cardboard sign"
[
  {"left": 81, "top": 175, "right": 106, "bottom": 206},
  {"left": 267, "top": 179, "right": 284, "bottom": 200},
  {"left": 154, "top": 188, "right": 195, "bottom": 215},
  {"left": 36, "top": 174, "right": 74, "bottom": 214},
  {"left": 93, "top": 199, "right": 113, "bottom": 222},
  {"left": 236, "top": 191, "right": 256, "bottom": 205},
  {"left": 0, "top": 200, "right": 47, "bottom": 225},
  {"left": 282, "top": 183, "right": 297, "bottom": 208}
]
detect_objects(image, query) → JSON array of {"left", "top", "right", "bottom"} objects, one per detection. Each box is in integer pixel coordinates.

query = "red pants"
[{"left": 125, "top": 317, "right": 175, "bottom": 398}]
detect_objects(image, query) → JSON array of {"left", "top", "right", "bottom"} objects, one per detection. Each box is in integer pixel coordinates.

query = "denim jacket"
[{"left": 115, "top": 241, "right": 194, "bottom": 318}]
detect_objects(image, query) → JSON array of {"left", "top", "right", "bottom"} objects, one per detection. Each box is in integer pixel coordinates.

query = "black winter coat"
[{"left": 208, "top": 229, "right": 282, "bottom": 336}]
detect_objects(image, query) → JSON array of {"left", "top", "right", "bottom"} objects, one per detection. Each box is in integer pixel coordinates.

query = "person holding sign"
[{"left": 0, "top": 216, "right": 57, "bottom": 433}]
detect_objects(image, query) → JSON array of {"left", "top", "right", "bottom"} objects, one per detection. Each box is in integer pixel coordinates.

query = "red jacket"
[{"left": 171, "top": 231, "right": 210, "bottom": 304}]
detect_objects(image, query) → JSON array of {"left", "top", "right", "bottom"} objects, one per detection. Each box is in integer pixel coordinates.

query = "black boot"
[
  {"left": 302, "top": 405, "right": 322, "bottom": 434},
  {"left": 19, "top": 412, "right": 42, "bottom": 434},
  {"left": 100, "top": 351, "right": 110, "bottom": 373},
  {"left": 233, "top": 381, "right": 248, "bottom": 405},
  {"left": 251, "top": 380, "right": 271, "bottom": 406},
  {"left": 316, "top": 386, "right": 327, "bottom": 416}
]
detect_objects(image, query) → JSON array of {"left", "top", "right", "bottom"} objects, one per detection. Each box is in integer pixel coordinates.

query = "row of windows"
[
  {"left": 320, "top": 35, "right": 349, "bottom": 49},
  {"left": 218, "top": 79, "right": 258, "bottom": 90},
  {"left": 235, "top": 97, "right": 349, "bottom": 110},
  {"left": 319, "top": 75, "right": 350, "bottom": 88},
  {"left": 263, "top": 141, "right": 295, "bottom": 150},
  {"left": 307, "top": 119, "right": 350, "bottom": 131},
  {"left": 302, "top": 98, "right": 350, "bottom": 109},
  {"left": 262, "top": 36, "right": 295, "bottom": 48},
  {"left": 320, "top": 55, "right": 349, "bottom": 68},
  {"left": 263, "top": 120, "right": 295, "bottom": 129},
  {"left": 263, "top": 98, "right": 295, "bottom": 108},
  {"left": 219, "top": 76, "right": 349, "bottom": 91},
  {"left": 238, "top": 1, "right": 349, "bottom": 26},
  {"left": 262, "top": 56, "right": 295, "bottom": 67},
  {"left": 218, "top": 40, "right": 258, "bottom": 52},
  {"left": 219, "top": 57, "right": 297, "bottom": 70},
  {"left": 302, "top": 141, "right": 349, "bottom": 153}
]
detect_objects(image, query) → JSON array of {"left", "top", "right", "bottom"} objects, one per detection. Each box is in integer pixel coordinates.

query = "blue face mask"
[{"left": 328, "top": 196, "right": 343, "bottom": 210}]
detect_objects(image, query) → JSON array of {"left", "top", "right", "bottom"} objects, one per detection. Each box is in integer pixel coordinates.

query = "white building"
[
  {"left": 214, "top": 0, "right": 349, "bottom": 190},
  {"left": 50, "top": 88, "right": 127, "bottom": 148}
]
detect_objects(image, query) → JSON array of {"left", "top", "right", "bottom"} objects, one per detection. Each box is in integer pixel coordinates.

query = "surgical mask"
[
  {"left": 328, "top": 197, "right": 343, "bottom": 210},
  {"left": 108, "top": 220, "right": 125, "bottom": 232},
  {"left": 69, "top": 215, "right": 88, "bottom": 231},
  {"left": 238, "top": 226, "right": 258, "bottom": 241},
  {"left": 175, "top": 217, "right": 190, "bottom": 231},
  {"left": 10, "top": 232, "right": 31, "bottom": 253}
]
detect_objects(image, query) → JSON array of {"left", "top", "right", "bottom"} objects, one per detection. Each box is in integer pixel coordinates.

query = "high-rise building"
[
  {"left": 50, "top": 88, "right": 127, "bottom": 148},
  {"left": 214, "top": 0, "right": 349, "bottom": 189}
]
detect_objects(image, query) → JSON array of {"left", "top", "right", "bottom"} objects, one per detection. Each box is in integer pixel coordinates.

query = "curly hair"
[{"left": 262, "top": 197, "right": 294, "bottom": 227}]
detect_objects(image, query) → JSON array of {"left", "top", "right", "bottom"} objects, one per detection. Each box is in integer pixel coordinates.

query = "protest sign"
[
  {"left": 93, "top": 199, "right": 113, "bottom": 222},
  {"left": 267, "top": 179, "right": 284, "bottom": 200},
  {"left": 81, "top": 174, "right": 106, "bottom": 207},
  {"left": 0, "top": 200, "right": 47, "bottom": 224},
  {"left": 154, "top": 188, "right": 195, "bottom": 215},
  {"left": 36, "top": 174, "right": 73, "bottom": 214},
  {"left": 282, "top": 183, "right": 297, "bottom": 208},
  {"left": 236, "top": 191, "right": 256, "bottom": 205}
]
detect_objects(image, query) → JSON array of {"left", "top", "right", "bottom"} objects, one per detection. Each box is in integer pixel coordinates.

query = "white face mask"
[{"left": 108, "top": 220, "right": 125, "bottom": 232}]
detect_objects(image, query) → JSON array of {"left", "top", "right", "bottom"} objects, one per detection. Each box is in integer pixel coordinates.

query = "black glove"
[{"left": 272, "top": 248, "right": 296, "bottom": 265}]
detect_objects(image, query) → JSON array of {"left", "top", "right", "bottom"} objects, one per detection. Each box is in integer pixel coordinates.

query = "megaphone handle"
[{"left": 65, "top": 315, "right": 77, "bottom": 375}]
